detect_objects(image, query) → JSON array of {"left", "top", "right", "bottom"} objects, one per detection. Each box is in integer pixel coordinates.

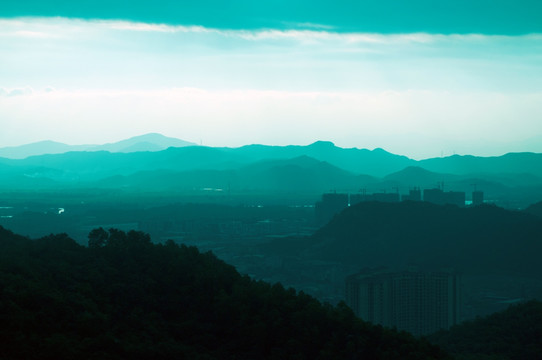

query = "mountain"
[
  {"left": 429, "top": 300, "right": 542, "bottom": 360},
  {"left": 0, "top": 133, "right": 196, "bottom": 159},
  {"left": 3, "top": 137, "right": 542, "bottom": 181},
  {"left": 308, "top": 201, "right": 542, "bottom": 275},
  {"left": 235, "top": 155, "right": 375, "bottom": 192},
  {"left": 0, "top": 226, "right": 449, "bottom": 360},
  {"left": 0, "top": 140, "right": 89, "bottom": 159},
  {"left": 92, "top": 133, "right": 197, "bottom": 153},
  {"left": 95, "top": 155, "right": 377, "bottom": 194},
  {"left": 382, "top": 166, "right": 459, "bottom": 187},
  {"left": 418, "top": 152, "right": 542, "bottom": 178},
  {"left": 380, "top": 166, "right": 533, "bottom": 201},
  {"left": 278, "top": 201, "right": 542, "bottom": 318},
  {"left": 227, "top": 141, "right": 415, "bottom": 177},
  {"left": 0, "top": 146, "right": 378, "bottom": 187},
  {"left": 2, "top": 140, "right": 542, "bottom": 207},
  {"left": 0, "top": 146, "right": 247, "bottom": 183},
  {"left": 525, "top": 200, "right": 542, "bottom": 218}
]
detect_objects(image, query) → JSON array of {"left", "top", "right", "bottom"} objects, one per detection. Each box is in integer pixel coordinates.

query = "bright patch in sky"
[{"left": 1, "top": 17, "right": 542, "bottom": 158}]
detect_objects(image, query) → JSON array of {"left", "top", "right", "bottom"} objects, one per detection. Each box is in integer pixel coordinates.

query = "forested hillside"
[
  {"left": 310, "top": 201, "right": 542, "bottom": 275},
  {"left": 429, "top": 301, "right": 542, "bottom": 360},
  {"left": 0, "top": 226, "right": 448, "bottom": 359}
]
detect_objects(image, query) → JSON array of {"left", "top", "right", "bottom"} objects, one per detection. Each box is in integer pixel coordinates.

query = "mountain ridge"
[
  {"left": 309, "top": 201, "right": 542, "bottom": 275},
  {"left": 2, "top": 136, "right": 542, "bottom": 207},
  {"left": 0, "top": 133, "right": 197, "bottom": 159}
]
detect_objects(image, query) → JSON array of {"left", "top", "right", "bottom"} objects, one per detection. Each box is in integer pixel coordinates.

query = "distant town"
[{"left": 316, "top": 187, "right": 484, "bottom": 225}]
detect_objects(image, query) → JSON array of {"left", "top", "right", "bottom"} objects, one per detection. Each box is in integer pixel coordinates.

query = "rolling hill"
[
  {"left": 2, "top": 138, "right": 542, "bottom": 207},
  {"left": 0, "top": 133, "right": 196, "bottom": 159},
  {"left": 308, "top": 201, "right": 542, "bottom": 275},
  {"left": 0, "top": 226, "right": 449, "bottom": 359},
  {"left": 429, "top": 300, "right": 542, "bottom": 360}
]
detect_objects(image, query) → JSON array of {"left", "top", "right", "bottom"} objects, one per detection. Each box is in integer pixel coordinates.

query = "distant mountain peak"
[
  {"left": 121, "top": 133, "right": 187, "bottom": 142},
  {"left": 309, "top": 140, "right": 336, "bottom": 148},
  {"left": 0, "top": 140, "right": 84, "bottom": 159},
  {"left": 0, "top": 133, "right": 197, "bottom": 159},
  {"left": 384, "top": 165, "right": 455, "bottom": 185},
  {"left": 100, "top": 133, "right": 197, "bottom": 151},
  {"left": 372, "top": 147, "right": 389, "bottom": 153}
]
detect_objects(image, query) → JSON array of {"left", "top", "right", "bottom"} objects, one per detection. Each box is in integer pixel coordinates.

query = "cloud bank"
[{"left": 1, "top": 17, "right": 541, "bottom": 158}]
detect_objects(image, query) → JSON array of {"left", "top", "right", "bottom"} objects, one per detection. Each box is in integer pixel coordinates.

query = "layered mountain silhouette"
[
  {"left": 418, "top": 152, "right": 542, "bottom": 178},
  {"left": 223, "top": 141, "right": 414, "bottom": 176},
  {"left": 1, "top": 134, "right": 542, "bottom": 206},
  {"left": 0, "top": 133, "right": 196, "bottom": 159},
  {"left": 95, "top": 133, "right": 197, "bottom": 153},
  {"left": 95, "top": 156, "right": 376, "bottom": 193}
]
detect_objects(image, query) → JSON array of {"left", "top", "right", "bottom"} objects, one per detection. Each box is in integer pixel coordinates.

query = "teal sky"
[
  {"left": 1, "top": 1, "right": 542, "bottom": 159},
  {"left": 2, "top": 0, "right": 542, "bottom": 34}
]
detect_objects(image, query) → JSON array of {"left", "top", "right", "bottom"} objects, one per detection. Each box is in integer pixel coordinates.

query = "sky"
[{"left": 1, "top": 1, "right": 542, "bottom": 159}]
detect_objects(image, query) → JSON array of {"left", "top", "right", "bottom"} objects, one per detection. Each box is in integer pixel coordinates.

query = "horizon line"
[{"left": 1, "top": 133, "right": 540, "bottom": 161}]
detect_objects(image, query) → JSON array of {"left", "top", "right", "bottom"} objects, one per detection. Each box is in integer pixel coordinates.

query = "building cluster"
[
  {"left": 315, "top": 187, "right": 484, "bottom": 225},
  {"left": 345, "top": 268, "right": 460, "bottom": 335}
]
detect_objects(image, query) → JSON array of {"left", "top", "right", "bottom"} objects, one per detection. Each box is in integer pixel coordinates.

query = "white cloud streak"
[
  {"left": 1, "top": 17, "right": 541, "bottom": 45},
  {"left": 100, "top": 19, "right": 542, "bottom": 44}
]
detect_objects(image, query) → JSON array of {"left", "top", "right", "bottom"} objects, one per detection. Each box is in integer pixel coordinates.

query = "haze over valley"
[
  {"left": 2, "top": 133, "right": 542, "bottom": 329},
  {"left": 2, "top": 1, "right": 542, "bottom": 358}
]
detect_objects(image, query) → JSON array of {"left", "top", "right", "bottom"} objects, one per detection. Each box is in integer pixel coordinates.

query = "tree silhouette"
[{"left": 88, "top": 227, "right": 108, "bottom": 248}]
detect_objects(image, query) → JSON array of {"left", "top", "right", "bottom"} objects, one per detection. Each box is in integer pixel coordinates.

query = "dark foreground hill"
[
  {"left": 0, "top": 226, "right": 448, "bottom": 360},
  {"left": 309, "top": 201, "right": 542, "bottom": 276},
  {"left": 429, "top": 300, "right": 542, "bottom": 360},
  {"left": 525, "top": 200, "right": 542, "bottom": 218}
]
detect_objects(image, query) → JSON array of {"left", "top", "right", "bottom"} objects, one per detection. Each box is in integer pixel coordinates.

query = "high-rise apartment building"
[{"left": 345, "top": 268, "right": 460, "bottom": 335}]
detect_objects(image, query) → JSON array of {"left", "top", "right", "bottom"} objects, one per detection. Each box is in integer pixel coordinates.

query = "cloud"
[
  {"left": 3, "top": 17, "right": 540, "bottom": 46},
  {"left": 1, "top": 17, "right": 541, "bottom": 159},
  {"left": 89, "top": 19, "right": 542, "bottom": 48},
  {"left": 0, "top": 87, "right": 56, "bottom": 97},
  {"left": 0, "top": 19, "right": 66, "bottom": 38},
  {"left": 101, "top": 19, "right": 542, "bottom": 44},
  {"left": 103, "top": 20, "right": 213, "bottom": 34},
  {"left": 12, "top": 30, "right": 59, "bottom": 38},
  {"left": 2, "top": 16, "right": 541, "bottom": 95},
  {"left": 0, "top": 87, "right": 34, "bottom": 97}
]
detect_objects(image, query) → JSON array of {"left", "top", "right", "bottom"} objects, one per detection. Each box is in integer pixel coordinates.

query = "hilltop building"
[
  {"left": 423, "top": 188, "right": 465, "bottom": 207},
  {"left": 472, "top": 191, "right": 484, "bottom": 206},
  {"left": 345, "top": 268, "right": 460, "bottom": 336},
  {"left": 401, "top": 188, "right": 422, "bottom": 202},
  {"left": 315, "top": 186, "right": 467, "bottom": 225},
  {"left": 350, "top": 192, "right": 400, "bottom": 205}
]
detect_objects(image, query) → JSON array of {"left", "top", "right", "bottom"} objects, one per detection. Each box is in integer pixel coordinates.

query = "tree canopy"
[
  {"left": 0, "top": 225, "right": 449, "bottom": 359},
  {"left": 429, "top": 300, "right": 542, "bottom": 360}
]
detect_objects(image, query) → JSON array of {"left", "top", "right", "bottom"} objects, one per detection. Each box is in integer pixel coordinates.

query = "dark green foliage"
[
  {"left": 311, "top": 201, "right": 542, "bottom": 276},
  {"left": 88, "top": 227, "right": 108, "bottom": 248},
  {"left": 429, "top": 301, "right": 542, "bottom": 360},
  {"left": 525, "top": 200, "right": 542, "bottom": 218},
  {"left": 0, "top": 226, "right": 449, "bottom": 359}
]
